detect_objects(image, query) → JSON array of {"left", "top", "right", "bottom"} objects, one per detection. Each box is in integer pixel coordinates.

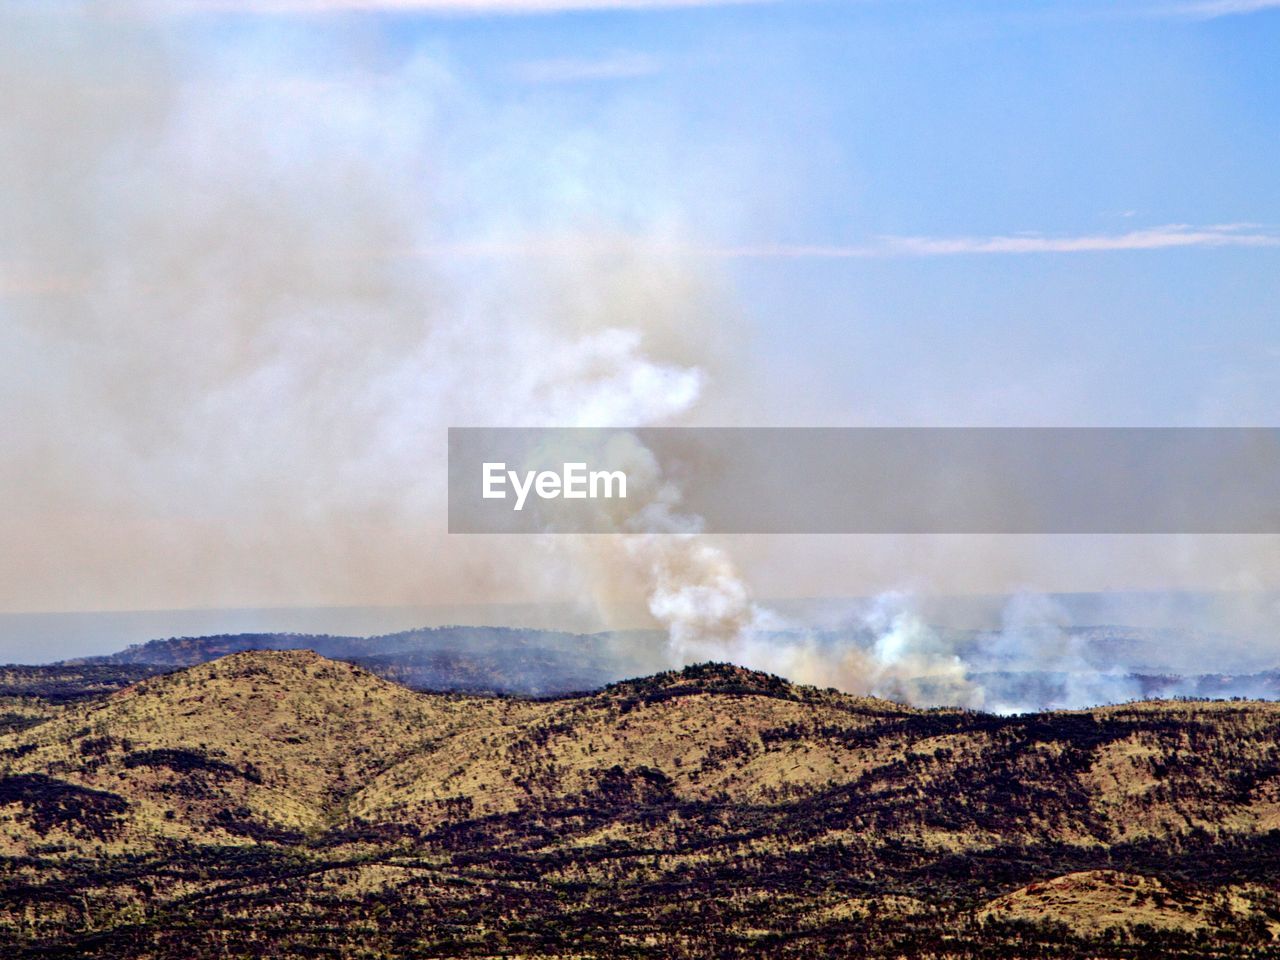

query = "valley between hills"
[{"left": 3, "top": 649, "right": 1280, "bottom": 958}]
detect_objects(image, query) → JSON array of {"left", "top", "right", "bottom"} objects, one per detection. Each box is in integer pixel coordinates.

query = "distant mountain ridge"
[
  {"left": 67, "top": 624, "right": 666, "bottom": 696},
  {"left": 57, "top": 623, "right": 1280, "bottom": 708}
]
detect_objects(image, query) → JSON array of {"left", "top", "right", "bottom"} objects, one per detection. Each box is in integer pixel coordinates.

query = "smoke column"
[{"left": 4, "top": 5, "right": 1278, "bottom": 708}]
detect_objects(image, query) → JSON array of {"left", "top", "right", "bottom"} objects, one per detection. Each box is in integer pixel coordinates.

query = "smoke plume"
[
  {"left": 4, "top": 5, "right": 1278, "bottom": 710},
  {"left": 0, "top": 3, "right": 723, "bottom": 617}
]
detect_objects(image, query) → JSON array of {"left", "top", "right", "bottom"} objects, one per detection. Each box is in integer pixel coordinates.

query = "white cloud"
[
  {"left": 406, "top": 223, "right": 1280, "bottom": 260},
  {"left": 513, "top": 53, "right": 662, "bottom": 84},
  {"left": 1167, "top": 0, "right": 1280, "bottom": 18},
  {"left": 717, "top": 224, "right": 1280, "bottom": 258}
]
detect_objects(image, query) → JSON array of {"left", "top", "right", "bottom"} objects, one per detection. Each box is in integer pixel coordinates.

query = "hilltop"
[{"left": 2, "top": 651, "right": 1280, "bottom": 957}]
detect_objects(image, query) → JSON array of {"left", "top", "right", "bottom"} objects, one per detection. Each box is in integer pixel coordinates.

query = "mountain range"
[{"left": 3, "top": 648, "right": 1280, "bottom": 957}]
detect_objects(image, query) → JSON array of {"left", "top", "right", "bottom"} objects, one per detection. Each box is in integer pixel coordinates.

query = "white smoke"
[
  {"left": 0, "top": 4, "right": 726, "bottom": 615},
  {"left": 0, "top": 2, "right": 826, "bottom": 686},
  {"left": 6, "top": 6, "right": 1275, "bottom": 708},
  {"left": 858, "top": 593, "right": 981, "bottom": 707},
  {"left": 973, "top": 594, "right": 1143, "bottom": 712}
]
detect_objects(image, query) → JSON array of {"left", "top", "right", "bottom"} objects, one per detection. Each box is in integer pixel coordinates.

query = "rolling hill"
[{"left": 2, "top": 650, "right": 1280, "bottom": 957}]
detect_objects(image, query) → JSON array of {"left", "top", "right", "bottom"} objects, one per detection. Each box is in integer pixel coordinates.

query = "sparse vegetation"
[{"left": 2, "top": 650, "right": 1279, "bottom": 958}]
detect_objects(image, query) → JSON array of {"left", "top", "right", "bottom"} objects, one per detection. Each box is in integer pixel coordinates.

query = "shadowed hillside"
[
  {"left": 67, "top": 626, "right": 666, "bottom": 696},
  {"left": 3, "top": 651, "right": 1280, "bottom": 957}
]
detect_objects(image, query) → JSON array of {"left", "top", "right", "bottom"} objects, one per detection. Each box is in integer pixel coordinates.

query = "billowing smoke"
[
  {"left": 646, "top": 578, "right": 982, "bottom": 709},
  {"left": 973, "top": 594, "right": 1142, "bottom": 712},
  {"left": 0, "top": 3, "right": 724, "bottom": 615},
  {"left": 1, "top": 2, "right": 829, "bottom": 693},
  {"left": 581, "top": 438, "right": 1280, "bottom": 709},
  {"left": 561, "top": 428, "right": 987, "bottom": 707},
  {"left": 632, "top": 571, "right": 1278, "bottom": 712},
  {"left": 4, "top": 6, "right": 1277, "bottom": 708}
]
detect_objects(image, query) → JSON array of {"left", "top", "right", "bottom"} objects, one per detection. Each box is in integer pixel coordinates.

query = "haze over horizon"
[
  {"left": 5, "top": 590, "right": 1279, "bottom": 715},
  {"left": 2, "top": 0, "right": 1279, "bottom": 679}
]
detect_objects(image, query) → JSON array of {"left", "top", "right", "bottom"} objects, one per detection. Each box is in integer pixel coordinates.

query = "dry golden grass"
[
  {"left": 0, "top": 650, "right": 509, "bottom": 850},
  {"left": 7, "top": 650, "right": 1280, "bottom": 857},
  {"left": 978, "top": 869, "right": 1280, "bottom": 938}
]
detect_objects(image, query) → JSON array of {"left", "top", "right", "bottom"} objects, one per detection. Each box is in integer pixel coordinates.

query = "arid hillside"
[{"left": 3, "top": 650, "right": 1280, "bottom": 958}]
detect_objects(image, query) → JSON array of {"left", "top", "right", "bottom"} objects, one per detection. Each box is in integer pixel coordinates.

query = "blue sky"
[{"left": 185, "top": 0, "right": 1280, "bottom": 427}]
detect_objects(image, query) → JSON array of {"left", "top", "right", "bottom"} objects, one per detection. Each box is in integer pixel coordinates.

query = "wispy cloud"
[
  {"left": 1165, "top": 0, "right": 1280, "bottom": 18},
  {"left": 720, "top": 224, "right": 1280, "bottom": 258},
  {"left": 408, "top": 224, "right": 1280, "bottom": 261},
  {"left": 179, "top": 0, "right": 773, "bottom": 14},
  {"left": 513, "top": 53, "right": 662, "bottom": 84}
]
